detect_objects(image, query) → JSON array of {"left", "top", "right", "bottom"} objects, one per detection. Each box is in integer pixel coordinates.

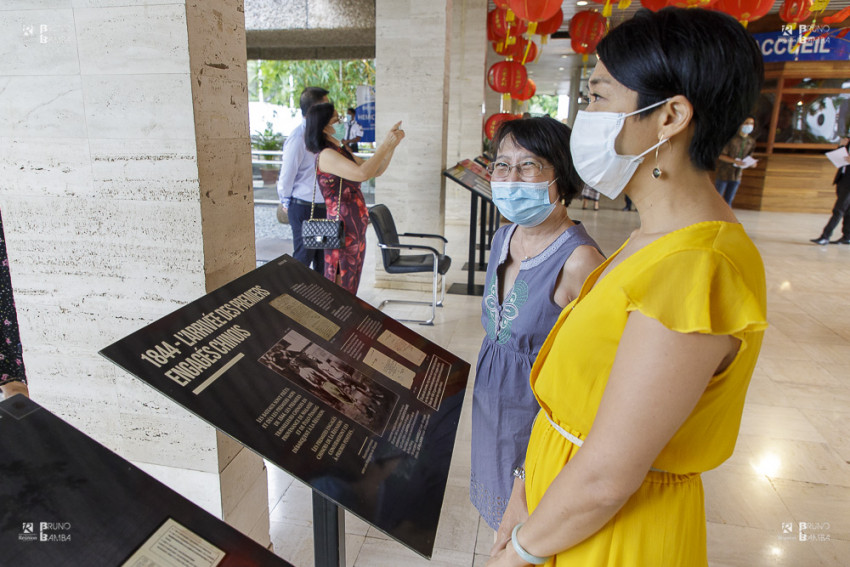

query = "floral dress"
[{"left": 316, "top": 145, "right": 369, "bottom": 295}]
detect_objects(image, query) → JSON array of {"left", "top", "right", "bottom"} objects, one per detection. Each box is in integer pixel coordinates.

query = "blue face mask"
[{"left": 491, "top": 180, "right": 557, "bottom": 227}]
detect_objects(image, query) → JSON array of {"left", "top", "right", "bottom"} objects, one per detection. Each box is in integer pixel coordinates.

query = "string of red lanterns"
[{"left": 483, "top": 0, "right": 848, "bottom": 142}]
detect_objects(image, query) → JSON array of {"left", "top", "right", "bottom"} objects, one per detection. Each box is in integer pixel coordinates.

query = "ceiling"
[{"left": 504, "top": 0, "right": 850, "bottom": 96}]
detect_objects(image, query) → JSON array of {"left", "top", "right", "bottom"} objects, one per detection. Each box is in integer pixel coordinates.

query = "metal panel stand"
[{"left": 312, "top": 491, "right": 345, "bottom": 567}]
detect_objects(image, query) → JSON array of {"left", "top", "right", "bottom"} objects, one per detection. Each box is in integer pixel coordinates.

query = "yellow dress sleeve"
[{"left": 622, "top": 247, "right": 767, "bottom": 339}]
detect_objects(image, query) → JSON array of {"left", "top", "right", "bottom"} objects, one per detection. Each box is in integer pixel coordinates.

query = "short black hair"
[
  {"left": 300, "top": 87, "right": 329, "bottom": 116},
  {"left": 492, "top": 116, "right": 581, "bottom": 207},
  {"left": 304, "top": 102, "right": 336, "bottom": 154},
  {"left": 596, "top": 8, "right": 764, "bottom": 171},
  {"left": 347, "top": 107, "right": 356, "bottom": 115}
]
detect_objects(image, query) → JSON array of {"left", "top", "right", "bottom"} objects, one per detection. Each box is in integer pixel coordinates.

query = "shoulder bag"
[{"left": 303, "top": 159, "right": 345, "bottom": 249}]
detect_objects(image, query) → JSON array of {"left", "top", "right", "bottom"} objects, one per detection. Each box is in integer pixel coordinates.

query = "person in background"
[
  {"left": 714, "top": 116, "right": 756, "bottom": 206},
  {"left": 470, "top": 117, "right": 604, "bottom": 534},
  {"left": 580, "top": 183, "right": 600, "bottom": 210},
  {"left": 488, "top": 8, "right": 766, "bottom": 566},
  {"left": 810, "top": 136, "right": 850, "bottom": 245},
  {"left": 341, "top": 108, "right": 363, "bottom": 154},
  {"left": 278, "top": 86, "right": 330, "bottom": 274},
  {"left": 0, "top": 210, "right": 28, "bottom": 400},
  {"left": 304, "top": 103, "right": 405, "bottom": 294},
  {"left": 622, "top": 194, "right": 635, "bottom": 211}
]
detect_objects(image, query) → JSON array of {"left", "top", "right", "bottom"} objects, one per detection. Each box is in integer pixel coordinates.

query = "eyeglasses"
[{"left": 487, "top": 160, "right": 554, "bottom": 179}]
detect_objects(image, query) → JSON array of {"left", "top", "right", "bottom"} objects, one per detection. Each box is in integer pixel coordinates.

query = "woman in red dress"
[{"left": 305, "top": 103, "right": 405, "bottom": 294}]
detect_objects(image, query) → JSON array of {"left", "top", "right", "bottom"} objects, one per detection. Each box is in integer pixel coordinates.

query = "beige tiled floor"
[{"left": 264, "top": 203, "right": 849, "bottom": 566}]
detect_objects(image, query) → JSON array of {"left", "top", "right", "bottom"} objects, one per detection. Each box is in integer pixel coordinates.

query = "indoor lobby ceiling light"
[
  {"left": 577, "top": 1, "right": 588, "bottom": 5},
  {"left": 559, "top": 67, "right": 565, "bottom": 71}
]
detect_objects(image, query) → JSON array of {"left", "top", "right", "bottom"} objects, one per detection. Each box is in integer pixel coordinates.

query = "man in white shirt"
[
  {"left": 277, "top": 86, "right": 329, "bottom": 273},
  {"left": 341, "top": 107, "right": 363, "bottom": 154}
]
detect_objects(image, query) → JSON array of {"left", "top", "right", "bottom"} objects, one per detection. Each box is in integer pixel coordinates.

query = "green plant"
[
  {"left": 248, "top": 59, "right": 375, "bottom": 111},
  {"left": 251, "top": 122, "right": 285, "bottom": 169}
]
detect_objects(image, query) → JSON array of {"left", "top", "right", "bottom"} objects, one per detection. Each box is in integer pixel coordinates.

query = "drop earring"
[{"left": 652, "top": 136, "right": 668, "bottom": 180}]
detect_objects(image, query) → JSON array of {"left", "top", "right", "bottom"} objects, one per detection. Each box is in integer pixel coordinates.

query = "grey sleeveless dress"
[{"left": 470, "top": 221, "right": 600, "bottom": 530}]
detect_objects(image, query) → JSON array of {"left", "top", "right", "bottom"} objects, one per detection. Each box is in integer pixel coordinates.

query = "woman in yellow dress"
[{"left": 487, "top": 8, "right": 767, "bottom": 567}]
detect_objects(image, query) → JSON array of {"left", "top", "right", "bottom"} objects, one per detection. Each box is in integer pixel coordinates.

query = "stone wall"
[
  {"left": 246, "top": 0, "right": 376, "bottom": 60},
  {"left": 0, "top": 0, "right": 268, "bottom": 546}
]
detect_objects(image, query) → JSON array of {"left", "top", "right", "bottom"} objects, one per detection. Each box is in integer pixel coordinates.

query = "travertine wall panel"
[
  {"left": 0, "top": 76, "right": 86, "bottom": 137},
  {"left": 373, "top": 0, "right": 451, "bottom": 288},
  {"left": 75, "top": 5, "right": 190, "bottom": 75},
  {"left": 446, "top": 0, "right": 486, "bottom": 223},
  {"left": 82, "top": 75, "right": 197, "bottom": 139},
  {"left": 0, "top": 0, "right": 269, "bottom": 546},
  {"left": 89, "top": 139, "right": 200, "bottom": 202},
  {"left": 0, "top": 10, "right": 79, "bottom": 75},
  {"left": 0, "top": 138, "right": 93, "bottom": 196}
]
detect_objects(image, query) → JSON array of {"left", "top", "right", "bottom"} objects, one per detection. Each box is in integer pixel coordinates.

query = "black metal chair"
[{"left": 368, "top": 204, "right": 452, "bottom": 325}]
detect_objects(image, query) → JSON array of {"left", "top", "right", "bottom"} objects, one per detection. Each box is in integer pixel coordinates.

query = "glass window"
[
  {"left": 774, "top": 92, "right": 850, "bottom": 144},
  {"left": 753, "top": 93, "right": 775, "bottom": 143}
]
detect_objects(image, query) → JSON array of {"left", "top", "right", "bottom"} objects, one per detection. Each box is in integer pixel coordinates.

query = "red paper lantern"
[
  {"left": 779, "top": 0, "right": 812, "bottom": 27},
  {"left": 534, "top": 9, "right": 564, "bottom": 36},
  {"left": 484, "top": 113, "right": 520, "bottom": 140},
  {"left": 492, "top": 38, "right": 537, "bottom": 61},
  {"left": 569, "top": 11, "right": 607, "bottom": 56},
  {"left": 492, "top": 39, "right": 515, "bottom": 56},
  {"left": 667, "top": 0, "right": 719, "bottom": 6},
  {"left": 488, "top": 7, "right": 528, "bottom": 39},
  {"left": 512, "top": 78, "right": 537, "bottom": 101},
  {"left": 509, "top": 0, "right": 562, "bottom": 23},
  {"left": 639, "top": 0, "right": 674, "bottom": 10},
  {"left": 714, "top": 0, "right": 776, "bottom": 26},
  {"left": 487, "top": 9, "right": 501, "bottom": 41},
  {"left": 494, "top": 0, "right": 512, "bottom": 9},
  {"left": 488, "top": 61, "right": 528, "bottom": 94},
  {"left": 512, "top": 37, "right": 539, "bottom": 62},
  {"left": 669, "top": 0, "right": 720, "bottom": 6}
]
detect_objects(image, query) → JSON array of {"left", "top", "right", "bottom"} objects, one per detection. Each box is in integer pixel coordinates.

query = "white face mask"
[
  {"left": 741, "top": 124, "right": 754, "bottom": 135},
  {"left": 570, "top": 98, "right": 670, "bottom": 200}
]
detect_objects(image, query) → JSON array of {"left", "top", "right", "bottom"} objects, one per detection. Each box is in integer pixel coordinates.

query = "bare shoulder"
[
  {"left": 563, "top": 244, "right": 605, "bottom": 282},
  {"left": 554, "top": 244, "right": 605, "bottom": 307}
]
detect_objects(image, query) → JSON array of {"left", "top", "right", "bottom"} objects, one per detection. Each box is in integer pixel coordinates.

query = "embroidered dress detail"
[{"left": 485, "top": 278, "right": 530, "bottom": 344}]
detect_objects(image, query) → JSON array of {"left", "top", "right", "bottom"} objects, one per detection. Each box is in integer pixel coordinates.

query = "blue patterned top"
[{"left": 470, "top": 221, "right": 600, "bottom": 530}]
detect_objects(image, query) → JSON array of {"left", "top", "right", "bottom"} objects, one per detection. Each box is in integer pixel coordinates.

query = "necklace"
[{"left": 515, "top": 215, "right": 572, "bottom": 261}]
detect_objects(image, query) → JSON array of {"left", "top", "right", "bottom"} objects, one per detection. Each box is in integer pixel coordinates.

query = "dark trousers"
[
  {"left": 715, "top": 179, "right": 742, "bottom": 206},
  {"left": 820, "top": 179, "right": 850, "bottom": 240},
  {"left": 289, "top": 201, "right": 326, "bottom": 273}
]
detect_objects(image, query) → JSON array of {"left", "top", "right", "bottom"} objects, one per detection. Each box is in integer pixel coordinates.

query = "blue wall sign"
[{"left": 753, "top": 28, "right": 850, "bottom": 63}]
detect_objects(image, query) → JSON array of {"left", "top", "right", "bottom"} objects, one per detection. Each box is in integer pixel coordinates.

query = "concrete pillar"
[
  {"left": 446, "top": 0, "right": 488, "bottom": 224},
  {"left": 374, "top": 0, "right": 452, "bottom": 289},
  {"left": 0, "top": 0, "right": 269, "bottom": 547},
  {"left": 567, "top": 64, "right": 582, "bottom": 128}
]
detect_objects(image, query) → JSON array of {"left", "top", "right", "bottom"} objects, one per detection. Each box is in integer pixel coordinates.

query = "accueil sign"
[{"left": 753, "top": 26, "right": 850, "bottom": 63}]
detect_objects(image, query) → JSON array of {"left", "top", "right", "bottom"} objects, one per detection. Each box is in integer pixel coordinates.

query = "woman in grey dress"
[{"left": 470, "top": 117, "right": 604, "bottom": 536}]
